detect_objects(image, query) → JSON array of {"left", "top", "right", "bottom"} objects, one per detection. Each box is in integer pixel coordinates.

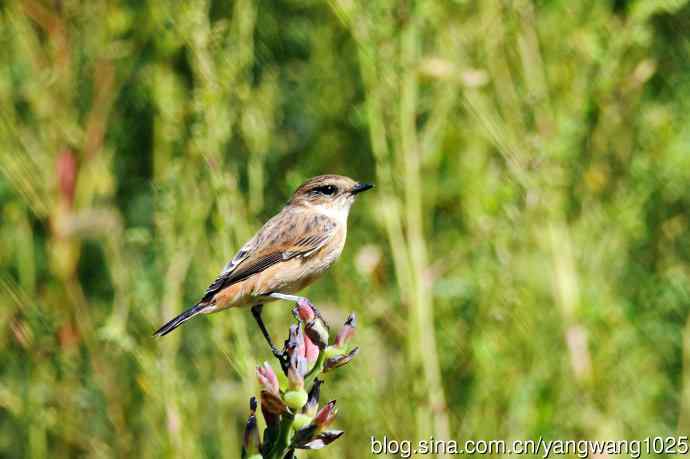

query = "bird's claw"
[
  {"left": 271, "top": 346, "right": 283, "bottom": 358},
  {"left": 271, "top": 346, "right": 289, "bottom": 373}
]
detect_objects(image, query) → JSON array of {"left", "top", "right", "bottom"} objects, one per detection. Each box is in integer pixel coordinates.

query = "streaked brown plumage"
[{"left": 154, "top": 175, "right": 373, "bottom": 340}]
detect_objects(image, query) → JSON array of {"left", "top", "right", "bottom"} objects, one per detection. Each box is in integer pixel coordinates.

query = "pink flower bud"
[
  {"left": 323, "top": 347, "right": 359, "bottom": 373},
  {"left": 294, "top": 299, "right": 316, "bottom": 322},
  {"left": 334, "top": 313, "right": 356, "bottom": 348},
  {"left": 303, "top": 333, "right": 320, "bottom": 365},
  {"left": 313, "top": 400, "right": 337, "bottom": 429},
  {"left": 257, "top": 362, "right": 279, "bottom": 395}
]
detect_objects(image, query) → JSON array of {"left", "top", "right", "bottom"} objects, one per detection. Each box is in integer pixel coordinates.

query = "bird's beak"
[{"left": 351, "top": 182, "right": 374, "bottom": 195}]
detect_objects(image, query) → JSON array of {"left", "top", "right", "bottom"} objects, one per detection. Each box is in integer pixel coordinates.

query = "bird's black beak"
[{"left": 351, "top": 182, "right": 374, "bottom": 195}]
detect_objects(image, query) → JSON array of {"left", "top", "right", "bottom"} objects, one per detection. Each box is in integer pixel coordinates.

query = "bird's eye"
[{"left": 313, "top": 185, "right": 338, "bottom": 196}]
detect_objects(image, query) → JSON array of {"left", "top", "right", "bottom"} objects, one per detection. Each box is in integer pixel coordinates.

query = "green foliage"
[{"left": 2, "top": 0, "right": 690, "bottom": 457}]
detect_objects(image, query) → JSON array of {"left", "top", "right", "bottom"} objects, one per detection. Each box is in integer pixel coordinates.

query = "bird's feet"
[
  {"left": 269, "top": 293, "right": 328, "bottom": 326},
  {"left": 251, "top": 304, "right": 289, "bottom": 367},
  {"left": 271, "top": 345, "right": 289, "bottom": 373}
]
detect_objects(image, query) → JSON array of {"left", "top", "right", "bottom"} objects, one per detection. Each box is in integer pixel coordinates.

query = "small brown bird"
[{"left": 154, "top": 175, "right": 373, "bottom": 354}]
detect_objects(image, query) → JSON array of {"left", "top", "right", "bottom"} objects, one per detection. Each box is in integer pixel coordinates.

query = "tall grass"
[{"left": 2, "top": 0, "right": 690, "bottom": 457}]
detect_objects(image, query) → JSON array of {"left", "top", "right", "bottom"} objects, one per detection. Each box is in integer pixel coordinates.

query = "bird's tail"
[{"left": 154, "top": 303, "right": 208, "bottom": 337}]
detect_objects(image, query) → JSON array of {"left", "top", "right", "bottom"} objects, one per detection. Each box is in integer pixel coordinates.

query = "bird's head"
[{"left": 289, "top": 175, "right": 373, "bottom": 218}]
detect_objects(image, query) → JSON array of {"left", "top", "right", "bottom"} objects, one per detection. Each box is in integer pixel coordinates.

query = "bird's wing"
[{"left": 200, "top": 211, "right": 337, "bottom": 303}]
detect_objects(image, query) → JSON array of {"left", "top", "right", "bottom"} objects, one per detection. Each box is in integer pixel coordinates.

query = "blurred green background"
[{"left": 3, "top": 0, "right": 690, "bottom": 457}]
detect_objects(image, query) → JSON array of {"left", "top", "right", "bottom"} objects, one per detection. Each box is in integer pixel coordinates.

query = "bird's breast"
[{"left": 313, "top": 224, "right": 347, "bottom": 270}]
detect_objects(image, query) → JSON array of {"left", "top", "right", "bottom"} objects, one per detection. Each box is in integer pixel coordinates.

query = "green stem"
[{"left": 266, "top": 413, "right": 294, "bottom": 459}]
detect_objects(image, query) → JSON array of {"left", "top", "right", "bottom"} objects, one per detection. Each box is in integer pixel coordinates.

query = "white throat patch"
[{"left": 308, "top": 201, "right": 351, "bottom": 225}]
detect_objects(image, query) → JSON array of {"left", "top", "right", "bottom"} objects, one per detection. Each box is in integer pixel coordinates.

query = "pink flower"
[
  {"left": 313, "top": 400, "right": 338, "bottom": 429},
  {"left": 295, "top": 299, "right": 316, "bottom": 322},
  {"left": 324, "top": 347, "right": 359, "bottom": 373},
  {"left": 335, "top": 313, "right": 356, "bottom": 348},
  {"left": 257, "top": 362, "right": 279, "bottom": 395},
  {"left": 303, "top": 333, "right": 320, "bottom": 365}
]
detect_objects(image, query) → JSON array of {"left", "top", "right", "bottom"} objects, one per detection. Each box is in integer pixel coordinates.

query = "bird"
[{"left": 153, "top": 174, "right": 373, "bottom": 355}]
